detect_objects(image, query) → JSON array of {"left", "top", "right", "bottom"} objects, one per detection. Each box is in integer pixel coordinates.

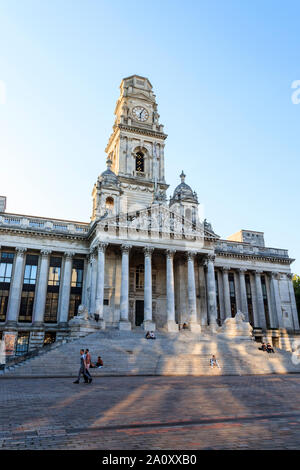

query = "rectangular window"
[
  {"left": 0, "top": 290, "right": 9, "bottom": 322},
  {"left": 44, "top": 257, "right": 62, "bottom": 323},
  {"left": 68, "top": 294, "right": 82, "bottom": 320},
  {"left": 23, "top": 255, "right": 38, "bottom": 285},
  {"left": 228, "top": 273, "right": 237, "bottom": 317},
  {"left": 44, "top": 332, "right": 56, "bottom": 346},
  {"left": 245, "top": 274, "right": 254, "bottom": 326},
  {"left": 71, "top": 259, "right": 84, "bottom": 288},
  {"left": 0, "top": 252, "right": 14, "bottom": 283},
  {"left": 48, "top": 257, "right": 62, "bottom": 286},
  {"left": 18, "top": 290, "right": 35, "bottom": 323},
  {"left": 44, "top": 292, "right": 59, "bottom": 323},
  {"left": 15, "top": 332, "right": 30, "bottom": 356},
  {"left": 0, "top": 252, "right": 14, "bottom": 322},
  {"left": 261, "top": 276, "right": 270, "bottom": 328},
  {"left": 135, "top": 265, "right": 144, "bottom": 289},
  {"left": 18, "top": 254, "right": 38, "bottom": 323},
  {"left": 68, "top": 258, "right": 84, "bottom": 320}
]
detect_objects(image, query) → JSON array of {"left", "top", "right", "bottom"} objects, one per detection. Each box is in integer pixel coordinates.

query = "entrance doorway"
[{"left": 135, "top": 300, "right": 144, "bottom": 326}]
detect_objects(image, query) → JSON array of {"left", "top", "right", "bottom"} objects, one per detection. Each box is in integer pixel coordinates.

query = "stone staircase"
[{"left": 1, "top": 328, "right": 300, "bottom": 377}]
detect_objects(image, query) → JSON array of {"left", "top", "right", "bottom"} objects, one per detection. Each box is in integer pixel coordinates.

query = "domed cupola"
[
  {"left": 170, "top": 171, "right": 198, "bottom": 205},
  {"left": 169, "top": 171, "right": 199, "bottom": 224},
  {"left": 91, "top": 158, "right": 122, "bottom": 221},
  {"left": 99, "top": 158, "right": 119, "bottom": 188}
]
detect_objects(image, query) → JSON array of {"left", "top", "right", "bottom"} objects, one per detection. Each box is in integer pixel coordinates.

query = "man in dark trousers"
[{"left": 73, "top": 349, "right": 92, "bottom": 384}]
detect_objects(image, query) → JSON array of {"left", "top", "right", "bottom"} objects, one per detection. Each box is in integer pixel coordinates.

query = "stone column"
[
  {"left": 58, "top": 251, "right": 75, "bottom": 327},
  {"left": 81, "top": 255, "right": 89, "bottom": 308},
  {"left": 95, "top": 242, "right": 108, "bottom": 328},
  {"left": 217, "top": 270, "right": 225, "bottom": 324},
  {"left": 119, "top": 244, "right": 132, "bottom": 331},
  {"left": 205, "top": 255, "right": 218, "bottom": 329},
  {"left": 143, "top": 246, "right": 155, "bottom": 331},
  {"left": 166, "top": 249, "right": 178, "bottom": 332},
  {"left": 238, "top": 268, "right": 249, "bottom": 321},
  {"left": 187, "top": 251, "right": 201, "bottom": 332},
  {"left": 222, "top": 268, "right": 232, "bottom": 319},
  {"left": 32, "top": 249, "right": 52, "bottom": 326},
  {"left": 6, "top": 247, "right": 27, "bottom": 327},
  {"left": 254, "top": 270, "right": 267, "bottom": 329},
  {"left": 269, "top": 272, "right": 283, "bottom": 329},
  {"left": 89, "top": 252, "right": 97, "bottom": 314},
  {"left": 287, "top": 273, "right": 300, "bottom": 330}
]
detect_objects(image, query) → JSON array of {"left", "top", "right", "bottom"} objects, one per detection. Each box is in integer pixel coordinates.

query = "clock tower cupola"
[{"left": 105, "top": 75, "right": 169, "bottom": 213}]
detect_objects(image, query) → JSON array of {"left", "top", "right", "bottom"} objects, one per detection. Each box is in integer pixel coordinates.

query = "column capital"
[
  {"left": 144, "top": 246, "right": 154, "bottom": 257},
  {"left": 206, "top": 254, "right": 215, "bottom": 263},
  {"left": 186, "top": 251, "right": 197, "bottom": 261},
  {"left": 238, "top": 267, "right": 248, "bottom": 274},
  {"left": 121, "top": 244, "right": 132, "bottom": 254},
  {"left": 222, "top": 266, "right": 230, "bottom": 273},
  {"left": 166, "top": 249, "right": 176, "bottom": 259},
  {"left": 97, "top": 242, "right": 108, "bottom": 253},
  {"left": 269, "top": 271, "right": 279, "bottom": 279},
  {"left": 254, "top": 269, "right": 264, "bottom": 275},
  {"left": 64, "top": 251, "right": 75, "bottom": 259},
  {"left": 15, "top": 247, "right": 27, "bottom": 256},
  {"left": 40, "top": 249, "right": 52, "bottom": 258}
]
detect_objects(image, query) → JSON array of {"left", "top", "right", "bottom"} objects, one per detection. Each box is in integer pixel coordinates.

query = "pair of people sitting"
[
  {"left": 90, "top": 356, "right": 104, "bottom": 368},
  {"left": 259, "top": 342, "right": 275, "bottom": 353},
  {"left": 145, "top": 331, "right": 156, "bottom": 340}
]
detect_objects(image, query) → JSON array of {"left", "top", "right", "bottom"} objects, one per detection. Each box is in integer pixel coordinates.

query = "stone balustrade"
[{"left": 0, "top": 213, "right": 89, "bottom": 235}]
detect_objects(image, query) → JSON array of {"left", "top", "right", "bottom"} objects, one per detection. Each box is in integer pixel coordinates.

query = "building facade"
[{"left": 0, "top": 75, "right": 299, "bottom": 355}]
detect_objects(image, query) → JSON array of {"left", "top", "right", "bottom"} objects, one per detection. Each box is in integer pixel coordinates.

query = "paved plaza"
[{"left": 0, "top": 374, "right": 300, "bottom": 450}]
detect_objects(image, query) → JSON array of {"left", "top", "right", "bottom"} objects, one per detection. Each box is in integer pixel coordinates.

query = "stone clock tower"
[{"left": 105, "top": 75, "right": 169, "bottom": 213}]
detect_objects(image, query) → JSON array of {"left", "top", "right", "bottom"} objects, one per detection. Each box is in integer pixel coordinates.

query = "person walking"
[
  {"left": 73, "top": 349, "right": 92, "bottom": 384},
  {"left": 85, "top": 349, "right": 92, "bottom": 369},
  {"left": 84, "top": 348, "right": 93, "bottom": 382}
]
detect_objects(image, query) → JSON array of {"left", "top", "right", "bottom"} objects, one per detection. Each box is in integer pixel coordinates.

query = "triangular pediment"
[{"left": 94, "top": 205, "right": 219, "bottom": 243}]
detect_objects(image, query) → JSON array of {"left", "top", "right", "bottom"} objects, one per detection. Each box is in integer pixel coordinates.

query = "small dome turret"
[
  {"left": 99, "top": 158, "right": 119, "bottom": 187},
  {"left": 170, "top": 171, "right": 198, "bottom": 205}
]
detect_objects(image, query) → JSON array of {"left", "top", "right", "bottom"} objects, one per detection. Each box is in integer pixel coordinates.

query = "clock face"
[{"left": 132, "top": 106, "right": 149, "bottom": 122}]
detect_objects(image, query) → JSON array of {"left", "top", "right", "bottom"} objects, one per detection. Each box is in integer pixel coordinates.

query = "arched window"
[
  {"left": 105, "top": 197, "right": 114, "bottom": 211},
  {"left": 135, "top": 152, "right": 144, "bottom": 173}
]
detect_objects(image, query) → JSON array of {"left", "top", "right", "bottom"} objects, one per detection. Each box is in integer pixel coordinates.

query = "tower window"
[
  {"left": 135, "top": 152, "right": 144, "bottom": 173},
  {"left": 105, "top": 197, "right": 114, "bottom": 211}
]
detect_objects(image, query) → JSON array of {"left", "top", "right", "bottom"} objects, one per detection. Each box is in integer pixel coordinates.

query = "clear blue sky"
[{"left": 0, "top": 0, "right": 299, "bottom": 273}]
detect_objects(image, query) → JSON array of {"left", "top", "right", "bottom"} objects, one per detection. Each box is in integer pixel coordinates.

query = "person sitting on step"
[
  {"left": 95, "top": 356, "right": 104, "bottom": 368},
  {"left": 258, "top": 342, "right": 267, "bottom": 352},
  {"left": 210, "top": 355, "right": 221, "bottom": 369},
  {"left": 266, "top": 342, "right": 275, "bottom": 353}
]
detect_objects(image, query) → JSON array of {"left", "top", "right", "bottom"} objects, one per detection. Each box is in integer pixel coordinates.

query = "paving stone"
[{"left": 1, "top": 375, "right": 300, "bottom": 449}]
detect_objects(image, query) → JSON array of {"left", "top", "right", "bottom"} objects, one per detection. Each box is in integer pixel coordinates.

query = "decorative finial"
[
  {"left": 106, "top": 158, "right": 112, "bottom": 170},
  {"left": 180, "top": 171, "right": 186, "bottom": 183}
]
